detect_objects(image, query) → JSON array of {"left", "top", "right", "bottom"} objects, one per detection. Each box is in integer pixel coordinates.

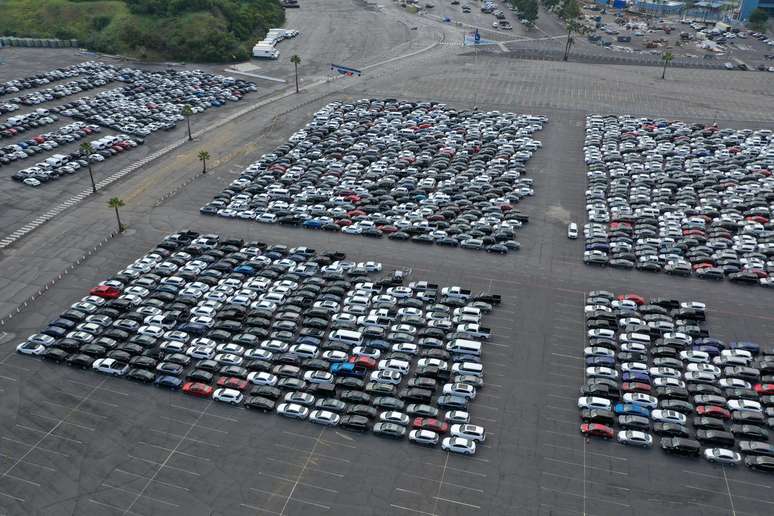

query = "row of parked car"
[
  {"left": 583, "top": 115, "right": 774, "bottom": 287},
  {"left": 0, "top": 63, "right": 86, "bottom": 98},
  {"left": 0, "top": 102, "right": 19, "bottom": 115},
  {"left": 1, "top": 109, "right": 59, "bottom": 140},
  {"left": 579, "top": 290, "right": 774, "bottom": 473},
  {"left": 202, "top": 98, "right": 542, "bottom": 254},
  {"left": 1, "top": 121, "right": 102, "bottom": 167},
  {"left": 17, "top": 231, "right": 495, "bottom": 455},
  {"left": 57, "top": 65, "right": 257, "bottom": 137},
  {"left": 12, "top": 133, "right": 142, "bottom": 187}
]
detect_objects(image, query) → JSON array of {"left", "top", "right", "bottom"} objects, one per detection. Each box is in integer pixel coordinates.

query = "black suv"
[{"left": 660, "top": 437, "right": 701, "bottom": 457}]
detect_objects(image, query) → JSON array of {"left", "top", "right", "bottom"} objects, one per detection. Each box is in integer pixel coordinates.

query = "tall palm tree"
[
  {"left": 198, "top": 150, "right": 210, "bottom": 174},
  {"left": 661, "top": 51, "right": 674, "bottom": 79},
  {"left": 80, "top": 142, "right": 97, "bottom": 193},
  {"left": 563, "top": 20, "right": 581, "bottom": 61},
  {"left": 108, "top": 197, "right": 125, "bottom": 233},
  {"left": 290, "top": 54, "right": 301, "bottom": 93},
  {"left": 182, "top": 104, "right": 193, "bottom": 141}
]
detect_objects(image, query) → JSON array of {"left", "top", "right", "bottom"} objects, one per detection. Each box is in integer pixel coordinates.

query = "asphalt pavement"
[{"left": 1, "top": 0, "right": 774, "bottom": 515}]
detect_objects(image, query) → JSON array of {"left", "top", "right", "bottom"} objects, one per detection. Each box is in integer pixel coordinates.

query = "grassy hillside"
[{"left": 0, "top": 0, "right": 286, "bottom": 62}]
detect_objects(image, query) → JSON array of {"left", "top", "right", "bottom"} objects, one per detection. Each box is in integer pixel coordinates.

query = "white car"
[
  {"left": 577, "top": 397, "right": 612, "bottom": 411},
  {"left": 587, "top": 329, "right": 615, "bottom": 339},
  {"left": 444, "top": 410, "right": 470, "bottom": 424},
  {"left": 686, "top": 363, "right": 720, "bottom": 376},
  {"left": 680, "top": 350, "right": 709, "bottom": 363},
  {"left": 704, "top": 448, "right": 741, "bottom": 465},
  {"left": 379, "top": 411, "right": 410, "bottom": 426},
  {"left": 370, "top": 370, "right": 402, "bottom": 385},
  {"left": 247, "top": 372, "right": 278, "bottom": 386},
  {"left": 586, "top": 367, "right": 618, "bottom": 380},
  {"left": 567, "top": 222, "right": 578, "bottom": 239},
  {"left": 187, "top": 345, "right": 216, "bottom": 360},
  {"left": 276, "top": 402, "right": 309, "bottom": 420},
  {"left": 16, "top": 341, "right": 45, "bottom": 355},
  {"left": 214, "top": 353, "right": 243, "bottom": 366},
  {"left": 727, "top": 399, "right": 762, "bottom": 413},
  {"left": 622, "top": 392, "right": 657, "bottom": 409},
  {"left": 441, "top": 437, "right": 476, "bottom": 455},
  {"left": 443, "top": 383, "right": 477, "bottom": 400},
  {"left": 616, "top": 430, "right": 652, "bottom": 448},
  {"left": 309, "top": 410, "right": 340, "bottom": 426},
  {"left": 378, "top": 359, "right": 410, "bottom": 374},
  {"left": 450, "top": 424, "right": 486, "bottom": 442},
  {"left": 409, "top": 429, "right": 440, "bottom": 446},
  {"left": 92, "top": 358, "right": 129, "bottom": 376},
  {"left": 651, "top": 409, "right": 687, "bottom": 425},
  {"left": 212, "top": 388, "right": 243, "bottom": 405},
  {"left": 719, "top": 377, "right": 752, "bottom": 389},
  {"left": 304, "top": 370, "right": 334, "bottom": 384}
]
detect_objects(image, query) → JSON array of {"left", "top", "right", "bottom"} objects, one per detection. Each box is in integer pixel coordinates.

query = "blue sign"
[{"left": 330, "top": 64, "right": 362, "bottom": 77}]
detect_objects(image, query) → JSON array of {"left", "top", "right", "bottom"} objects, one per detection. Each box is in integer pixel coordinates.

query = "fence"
[
  {"left": 0, "top": 37, "right": 79, "bottom": 48},
  {"left": 500, "top": 46, "right": 727, "bottom": 70}
]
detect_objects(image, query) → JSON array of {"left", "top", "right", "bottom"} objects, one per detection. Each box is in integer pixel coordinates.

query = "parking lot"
[{"left": 2, "top": 0, "right": 774, "bottom": 513}]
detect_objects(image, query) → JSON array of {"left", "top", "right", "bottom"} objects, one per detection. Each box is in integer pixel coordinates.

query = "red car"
[
  {"left": 622, "top": 382, "right": 651, "bottom": 394},
  {"left": 89, "top": 285, "right": 121, "bottom": 299},
  {"left": 348, "top": 355, "right": 377, "bottom": 370},
  {"left": 580, "top": 423, "right": 614, "bottom": 439},
  {"left": 182, "top": 382, "right": 214, "bottom": 398},
  {"left": 216, "top": 377, "right": 249, "bottom": 391},
  {"left": 617, "top": 294, "right": 645, "bottom": 306},
  {"left": 755, "top": 383, "right": 774, "bottom": 395},
  {"left": 696, "top": 405, "right": 731, "bottom": 420},
  {"left": 411, "top": 417, "right": 449, "bottom": 434}
]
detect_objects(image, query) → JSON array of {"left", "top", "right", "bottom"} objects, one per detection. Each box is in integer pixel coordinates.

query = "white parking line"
[
  {"left": 404, "top": 473, "right": 484, "bottom": 493},
  {"left": 544, "top": 443, "right": 627, "bottom": 461},
  {"left": 264, "top": 457, "right": 345, "bottom": 477},
  {"left": 148, "top": 428, "right": 220, "bottom": 447},
  {"left": 0, "top": 374, "right": 17, "bottom": 382},
  {"left": 15, "top": 424, "right": 84, "bottom": 445},
  {"left": 89, "top": 499, "right": 142, "bottom": 515},
  {"left": 159, "top": 416, "right": 228, "bottom": 434},
  {"left": 390, "top": 504, "right": 438, "bottom": 515},
  {"left": 127, "top": 454, "right": 200, "bottom": 476},
  {"left": 169, "top": 403, "right": 239, "bottom": 422},
  {"left": 113, "top": 468, "right": 191, "bottom": 492},
  {"left": 274, "top": 443, "right": 351, "bottom": 463},
  {"left": 423, "top": 462, "right": 487, "bottom": 478},
  {"left": 101, "top": 483, "right": 179, "bottom": 508},
  {"left": 257, "top": 472, "right": 339, "bottom": 494},
  {"left": 544, "top": 405, "right": 576, "bottom": 413},
  {"left": 0, "top": 452, "right": 55, "bottom": 472},
  {"left": 475, "top": 416, "right": 498, "bottom": 423},
  {"left": 540, "top": 486, "right": 631, "bottom": 508},
  {"left": 29, "top": 413, "right": 95, "bottom": 431},
  {"left": 551, "top": 353, "right": 583, "bottom": 361},
  {"left": 2, "top": 437, "right": 71, "bottom": 457},
  {"left": 238, "top": 503, "right": 281, "bottom": 515},
  {"left": 0, "top": 490, "right": 25, "bottom": 502},
  {"left": 683, "top": 470, "right": 771, "bottom": 488},
  {"left": 433, "top": 496, "right": 480, "bottom": 509},
  {"left": 547, "top": 393, "right": 578, "bottom": 401},
  {"left": 37, "top": 400, "right": 108, "bottom": 420},
  {"left": 542, "top": 472, "right": 630, "bottom": 492},
  {"left": 543, "top": 429, "right": 577, "bottom": 438},
  {"left": 65, "top": 379, "right": 130, "bottom": 397},
  {"left": 137, "top": 442, "right": 211, "bottom": 462},
  {"left": 544, "top": 457, "right": 628, "bottom": 475}
]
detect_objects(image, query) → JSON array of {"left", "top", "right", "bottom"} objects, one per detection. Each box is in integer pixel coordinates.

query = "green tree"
[
  {"left": 80, "top": 142, "right": 97, "bottom": 194},
  {"left": 521, "top": 0, "right": 539, "bottom": 24},
  {"left": 563, "top": 19, "right": 583, "bottom": 61},
  {"left": 108, "top": 197, "right": 125, "bottom": 233},
  {"left": 661, "top": 51, "right": 673, "bottom": 79},
  {"left": 749, "top": 8, "right": 769, "bottom": 32},
  {"left": 560, "top": 0, "right": 581, "bottom": 21},
  {"left": 290, "top": 54, "right": 301, "bottom": 93},
  {"left": 182, "top": 104, "right": 193, "bottom": 141},
  {"left": 198, "top": 150, "right": 210, "bottom": 174}
]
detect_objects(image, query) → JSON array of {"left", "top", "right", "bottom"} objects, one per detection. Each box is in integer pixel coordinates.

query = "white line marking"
[
  {"left": 390, "top": 504, "right": 438, "bottom": 515},
  {"left": 256, "top": 472, "right": 339, "bottom": 494},
  {"left": 544, "top": 457, "right": 628, "bottom": 475},
  {"left": 432, "top": 496, "right": 480, "bottom": 509}
]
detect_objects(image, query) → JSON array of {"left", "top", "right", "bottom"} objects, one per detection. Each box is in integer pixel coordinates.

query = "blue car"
[
  {"left": 177, "top": 323, "right": 208, "bottom": 336},
  {"left": 330, "top": 362, "right": 366, "bottom": 378},
  {"left": 154, "top": 375, "right": 183, "bottom": 390},
  {"left": 586, "top": 243, "right": 609, "bottom": 252},
  {"left": 234, "top": 265, "right": 256, "bottom": 276},
  {"left": 586, "top": 356, "right": 615, "bottom": 367},
  {"left": 729, "top": 341, "right": 760, "bottom": 355},
  {"left": 614, "top": 403, "right": 650, "bottom": 417},
  {"left": 622, "top": 371, "right": 651, "bottom": 384},
  {"left": 695, "top": 338, "right": 725, "bottom": 349},
  {"left": 297, "top": 336, "right": 322, "bottom": 346},
  {"left": 692, "top": 344, "right": 721, "bottom": 357},
  {"left": 303, "top": 219, "right": 323, "bottom": 229}
]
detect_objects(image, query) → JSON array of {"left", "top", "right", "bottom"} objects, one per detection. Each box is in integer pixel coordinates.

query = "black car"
[
  {"left": 581, "top": 408, "right": 615, "bottom": 425},
  {"left": 692, "top": 416, "right": 726, "bottom": 431},
  {"left": 41, "top": 347, "right": 69, "bottom": 363},
  {"left": 347, "top": 404, "right": 378, "bottom": 419},
  {"left": 314, "top": 398, "right": 347, "bottom": 413},
  {"left": 249, "top": 385, "right": 281, "bottom": 400},
  {"left": 739, "top": 441, "right": 774, "bottom": 457},
  {"left": 695, "top": 429, "right": 735, "bottom": 446},
  {"left": 618, "top": 415, "right": 650, "bottom": 431},
  {"left": 653, "top": 423, "right": 690, "bottom": 438},
  {"left": 373, "top": 422, "right": 406, "bottom": 439},
  {"left": 731, "top": 424, "right": 769, "bottom": 441},
  {"left": 745, "top": 456, "right": 774, "bottom": 472},
  {"left": 339, "top": 415, "right": 370, "bottom": 432},
  {"left": 66, "top": 353, "right": 95, "bottom": 369},
  {"left": 127, "top": 368, "right": 156, "bottom": 383},
  {"left": 244, "top": 396, "right": 275, "bottom": 412},
  {"left": 660, "top": 437, "right": 701, "bottom": 457}
]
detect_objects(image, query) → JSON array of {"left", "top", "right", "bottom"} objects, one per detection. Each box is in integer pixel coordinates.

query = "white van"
[
  {"left": 446, "top": 339, "right": 482, "bottom": 357},
  {"left": 452, "top": 361, "right": 484, "bottom": 377},
  {"left": 328, "top": 329, "right": 362, "bottom": 347},
  {"left": 253, "top": 45, "right": 279, "bottom": 59},
  {"left": 568, "top": 222, "right": 578, "bottom": 239},
  {"left": 619, "top": 332, "right": 651, "bottom": 345},
  {"left": 45, "top": 154, "right": 68, "bottom": 167}
]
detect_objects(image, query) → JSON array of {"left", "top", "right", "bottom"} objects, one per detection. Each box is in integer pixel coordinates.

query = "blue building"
[{"left": 739, "top": 0, "right": 774, "bottom": 19}]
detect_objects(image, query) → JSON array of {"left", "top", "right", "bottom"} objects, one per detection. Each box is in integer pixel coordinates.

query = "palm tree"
[
  {"left": 80, "top": 142, "right": 97, "bottom": 193},
  {"left": 182, "top": 104, "right": 193, "bottom": 141},
  {"left": 661, "top": 51, "right": 674, "bottom": 79},
  {"left": 198, "top": 150, "right": 210, "bottom": 174},
  {"left": 108, "top": 197, "right": 125, "bottom": 233},
  {"left": 563, "top": 20, "right": 581, "bottom": 61},
  {"left": 290, "top": 54, "right": 301, "bottom": 93}
]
